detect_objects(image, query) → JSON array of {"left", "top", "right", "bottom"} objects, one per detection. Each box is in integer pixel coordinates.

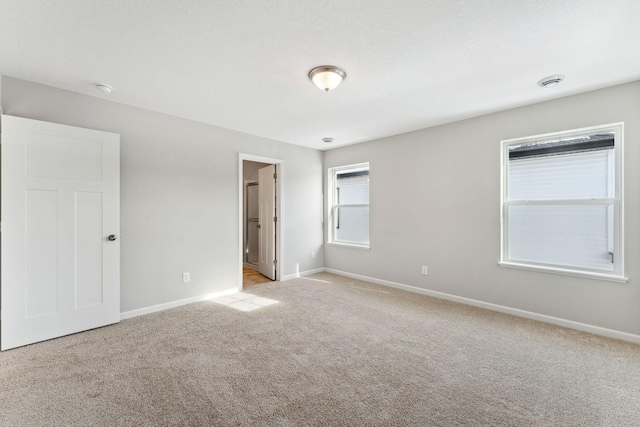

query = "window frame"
[
  {"left": 499, "top": 123, "right": 627, "bottom": 283},
  {"left": 327, "top": 162, "right": 370, "bottom": 249}
]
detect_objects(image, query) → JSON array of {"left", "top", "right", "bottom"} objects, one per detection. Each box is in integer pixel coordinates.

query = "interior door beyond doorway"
[{"left": 258, "top": 165, "right": 276, "bottom": 280}]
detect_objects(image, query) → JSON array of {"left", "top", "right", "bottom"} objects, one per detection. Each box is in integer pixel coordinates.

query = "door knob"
[
  {"left": 257, "top": 224, "right": 261, "bottom": 229},
  {"left": 108, "top": 235, "right": 117, "bottom": 241}
]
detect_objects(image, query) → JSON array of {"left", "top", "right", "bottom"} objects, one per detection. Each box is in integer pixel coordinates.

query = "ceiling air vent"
[{"left": 537, "top": 75, "right": 565, "bottom": 88}]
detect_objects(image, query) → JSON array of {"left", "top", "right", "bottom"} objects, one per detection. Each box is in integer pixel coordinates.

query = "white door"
[
  {"left": 1, "top": 115, "right": 120, "bottom": 350},
  {"left": 258, "top": 165, "right": 276, "bottom": 280}
]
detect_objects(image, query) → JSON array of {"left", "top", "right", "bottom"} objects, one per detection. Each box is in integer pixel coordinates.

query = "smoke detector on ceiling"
[
  {"left": 537, "top": 75, "right": 565, "bottom": 88},
  {"left": 95, "top": 84, "right": 113, "bottom": 94},
  {"left": 322, "top": 137, "right": 334, "bottom": 144}
]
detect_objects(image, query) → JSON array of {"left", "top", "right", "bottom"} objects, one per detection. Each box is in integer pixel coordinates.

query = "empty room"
[{"left": 1, "top": 1, "right": 639, "bottom": 426}]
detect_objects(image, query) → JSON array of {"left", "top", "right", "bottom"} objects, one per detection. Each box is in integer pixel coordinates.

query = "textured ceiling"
[{"left": 1, "top": 0, "right": 639, "bottom": 150}]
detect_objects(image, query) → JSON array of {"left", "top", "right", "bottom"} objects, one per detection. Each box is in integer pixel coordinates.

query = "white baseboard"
[
  {"left": 282, "top": 268, "right": 326, "bottom": 281},
  {"left": 325, "top": 268, "right": 640, "bottom": 344},
  {"left": 120, "top": 287, "right": 240, "bottom": 321}
]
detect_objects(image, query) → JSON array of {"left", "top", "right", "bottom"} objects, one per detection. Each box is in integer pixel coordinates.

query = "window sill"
[
  {"left": 327, "top": 241, "right": 370, "bottom": 250},
  {"left": 498, "top": 261, "right": 628, "bottom": 283}
]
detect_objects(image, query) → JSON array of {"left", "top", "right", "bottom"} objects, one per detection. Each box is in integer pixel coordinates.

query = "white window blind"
[
  {"left": 508, "top": 150, "right": 613, "bottom": 200},
  {"left": 507, "top": 149, "right": 614, "bottom": 271},
  {"left": 337, "top": 174, "right": 369, "bottom": 205},
  {"left": 508, "top": 204, "right": 613, "bottom": 271}
]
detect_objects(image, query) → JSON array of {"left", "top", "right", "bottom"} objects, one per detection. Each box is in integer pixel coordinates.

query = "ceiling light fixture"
[
  {"left": 95, "top": 84, "right": 113, "bottom": 94},
  {"left": 537, "top": 75, "right": 565, "bottom": 89},
  {"left": 308, "top": 66, "right": 346, "bottom": 92},
  {"left": 322, "top": 137, "right": 334, "bottom": 144}
]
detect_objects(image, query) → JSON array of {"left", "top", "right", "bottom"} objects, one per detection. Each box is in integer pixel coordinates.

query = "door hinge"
[
  {"left": 273, "top": 259, "right": 277, "bottom": 266},
  {"left": 273, "top": 216, "right": 277, "bottom": 222},
  {"left": 273, "top": 173, "right": 277, "bottom": 179}
]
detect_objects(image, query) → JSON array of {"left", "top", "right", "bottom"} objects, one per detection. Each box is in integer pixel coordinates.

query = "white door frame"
[{"left": 238, "top": 154, "right": 283, "bottom": 289}]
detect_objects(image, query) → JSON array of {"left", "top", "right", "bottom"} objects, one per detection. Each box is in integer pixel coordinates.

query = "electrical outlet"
[
  {"left": 182, "top": 272, "right": 190, "bottom": 283},
  {"left": 311, "top": 251, "right": 316, "bottom": 259},
  {"left": 421, "top": 266, "right": 428, "bottom": 275}
]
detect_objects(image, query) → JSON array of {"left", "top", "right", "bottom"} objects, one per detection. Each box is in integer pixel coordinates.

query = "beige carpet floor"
[{"left": 1, "top": 272, "right": 639, "bottom": 426}]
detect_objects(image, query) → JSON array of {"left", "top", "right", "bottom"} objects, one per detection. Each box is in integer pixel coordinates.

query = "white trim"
[
  {"left": 120, "top": 287, "right": 239, "bottom": 320},
  {"left": 500, "top": 122, "right": 625, "bottom": 145},
  {"left": 498, "top": 261, "right": 628, "bottom": 283},
  {"left": 505, "top": 198, "right": 615, "bottom": 206},
  {"left": 324, "top": 268, "right": 640, "bottom": 344},
  {"left": 240, "top": 153, "right": 283, "bottom": 164},
  {"left": 238, "top": 153, "right": 283, "bottom": 290},
  {"left": 326, "top": 241, "right": 370, "bottom": 250},
  {"left": 282, "top": 267, "right": 326, "bottom": 281}
]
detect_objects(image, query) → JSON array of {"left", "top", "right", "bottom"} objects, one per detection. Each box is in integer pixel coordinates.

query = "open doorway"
[{"left": 239, "top": 154, "right": 283, "bottom": 289}]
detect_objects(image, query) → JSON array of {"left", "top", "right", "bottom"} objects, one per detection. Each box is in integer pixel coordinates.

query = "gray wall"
[
  {"left": 1, "top": 76, "right": 324, "bottom": 313},
  {"left": 324, "top": 81, "right": 640, "bottom": 335},
  {"left": 4, "top": 74, "right": 638, "bottom": 336}
]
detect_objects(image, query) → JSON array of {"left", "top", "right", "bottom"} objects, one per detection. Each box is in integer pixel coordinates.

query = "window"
[
  {"left": 328, "top": 163, "right": 369, "bottom": 248},
  {"left": 500, "top": 123, "right": 626, "bottom": 282}
]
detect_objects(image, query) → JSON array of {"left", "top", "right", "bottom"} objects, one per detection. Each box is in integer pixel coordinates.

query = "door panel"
[
  {"left": 26, "top": 131, "right": 103, "bottom": 180},
  {"left": 258, "top": 165, "right": 276, "bottom": 280},
  {"left": 1, "top": 114, "right": 120, "bottom": 350},
  {"left": 75, "top": 191, "right": 104, "bottom": 308},
  {"left": 25, "top": 190, "right": 59, "bottom": 318}
]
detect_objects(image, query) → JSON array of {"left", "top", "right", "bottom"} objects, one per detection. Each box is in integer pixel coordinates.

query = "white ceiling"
[{"left": 1, "top": 0, "right": 639, "bottom": 150}]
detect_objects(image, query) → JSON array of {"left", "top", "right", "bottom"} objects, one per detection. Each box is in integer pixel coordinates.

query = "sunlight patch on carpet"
[{"left": 210, "top": 292, "right": 279, "bottom": 312}]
